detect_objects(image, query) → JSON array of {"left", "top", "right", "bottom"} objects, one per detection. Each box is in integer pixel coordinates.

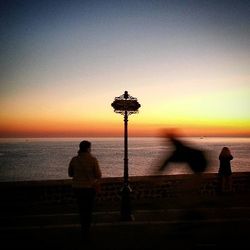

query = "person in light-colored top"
[{"left": 68, "top": 140, "right": 102, "bottom": 241}]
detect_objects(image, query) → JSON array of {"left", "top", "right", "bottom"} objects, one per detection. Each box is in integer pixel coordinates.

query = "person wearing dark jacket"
[{"left": 218, "top": 147, "right": 233, "bottom": 193}]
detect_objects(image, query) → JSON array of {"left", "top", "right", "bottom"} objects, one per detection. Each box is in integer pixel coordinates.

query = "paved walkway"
[{"left": 1, "top": 193, "right": 250, "bottom": 249}]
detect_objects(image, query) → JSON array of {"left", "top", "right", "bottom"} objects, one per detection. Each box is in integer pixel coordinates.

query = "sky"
[{"left": 1, "top": 0, "right": 250, "bottom": 137}]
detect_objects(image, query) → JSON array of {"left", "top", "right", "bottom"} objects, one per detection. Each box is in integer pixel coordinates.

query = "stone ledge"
[
  {"left": 1, "top": 172, "right": 249, "bottom": 187},
  {"left": 0, "top": 172, "right": 249, "bottom": 209}
]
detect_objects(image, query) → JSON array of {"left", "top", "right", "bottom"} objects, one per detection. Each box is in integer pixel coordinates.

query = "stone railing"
[{"left": 0, "top": 172, "right": 249, "bottom": 209}]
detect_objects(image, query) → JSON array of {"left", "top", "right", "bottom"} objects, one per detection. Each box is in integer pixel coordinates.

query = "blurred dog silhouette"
[{"left": 159, "top": 131, "right": 208, "bottom": 173}]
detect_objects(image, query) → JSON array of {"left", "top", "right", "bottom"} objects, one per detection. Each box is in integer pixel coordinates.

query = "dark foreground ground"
[{"left": 1, "top": 193, "right": 250, "bottom": 250}]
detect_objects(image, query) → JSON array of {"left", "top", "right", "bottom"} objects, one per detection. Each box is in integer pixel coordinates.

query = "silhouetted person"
[
  {"left": 157, "top": 131, "right": 209, "bottom": 221},
  {"left": 156, "top": 130, "right": 208, "bottom": 202},
  {"left": 68, "top": 140, "right": 102, "bottom": 241},
  {"left": 218, "top": 147, "right": 233, "bottom": 193}
]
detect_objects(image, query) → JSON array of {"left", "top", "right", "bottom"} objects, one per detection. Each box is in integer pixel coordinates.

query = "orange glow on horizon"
[
  {"left": 1, "top": 119, "right": 250, "bottom": 138},
  {"left": 1, "top": 99, "right": 250, "bottom": 138}
]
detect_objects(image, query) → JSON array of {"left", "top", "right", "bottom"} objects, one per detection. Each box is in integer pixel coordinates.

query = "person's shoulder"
[
  {"left": 89, "top": 153, "right": 98, "bottom": 161},
  {"left": 70, "top": 155, "right": 79, "bottom": 161},
  {"left": 90, "top": 153, "right": 97, "bottom": 159}
]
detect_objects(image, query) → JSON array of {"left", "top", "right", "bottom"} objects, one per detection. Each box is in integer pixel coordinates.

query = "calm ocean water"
[{"left": 0, "top": 137, "right": 249, "bottom": 182}]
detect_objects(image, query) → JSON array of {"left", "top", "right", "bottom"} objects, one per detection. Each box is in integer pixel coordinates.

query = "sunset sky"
[{"left": 1, "top": 0, "right": 250, "bottom": 137}]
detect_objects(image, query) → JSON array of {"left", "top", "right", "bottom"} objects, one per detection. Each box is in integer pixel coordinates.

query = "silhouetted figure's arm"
[
  {"left": 159, "top": 137, "right": 187, "bottom": 171},
  {"left": 68, "top": 158, "right": 74, "bottom": 177}
]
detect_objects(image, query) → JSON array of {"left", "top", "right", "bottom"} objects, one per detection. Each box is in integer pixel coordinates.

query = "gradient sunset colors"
[{"left": 1, "top": 0, "right": 250, "bottom": 138}]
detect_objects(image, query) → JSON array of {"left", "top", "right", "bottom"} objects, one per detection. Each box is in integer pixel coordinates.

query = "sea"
[{"left": 0, "top": 137, "right": 249, "bottom": 182}]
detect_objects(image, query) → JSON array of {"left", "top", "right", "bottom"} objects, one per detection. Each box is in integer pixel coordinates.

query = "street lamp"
[{"left": 111, "top": 91, "right": 141, "bottom": 221}]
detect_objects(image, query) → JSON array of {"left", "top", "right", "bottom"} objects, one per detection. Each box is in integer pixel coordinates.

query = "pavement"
[{"left": 1, "top": 193, "right": 250, "bottom": 250}]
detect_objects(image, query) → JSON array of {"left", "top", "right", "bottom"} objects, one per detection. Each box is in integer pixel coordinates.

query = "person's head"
[
  {"left": 220, "top": 147, "right": 231, "bottom": 157},
  {"left": 78, "top": 140, "right": 91, "bottom": 153}
]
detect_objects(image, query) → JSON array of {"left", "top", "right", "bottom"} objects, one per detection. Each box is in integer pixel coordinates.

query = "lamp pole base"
[{"left": 120, "top": 184, "right": 134, "bottom": 221}]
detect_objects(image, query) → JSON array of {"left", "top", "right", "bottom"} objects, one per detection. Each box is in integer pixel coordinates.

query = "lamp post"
[{"left": 111, "top": 91, "right": 141, "bottom": 221}]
